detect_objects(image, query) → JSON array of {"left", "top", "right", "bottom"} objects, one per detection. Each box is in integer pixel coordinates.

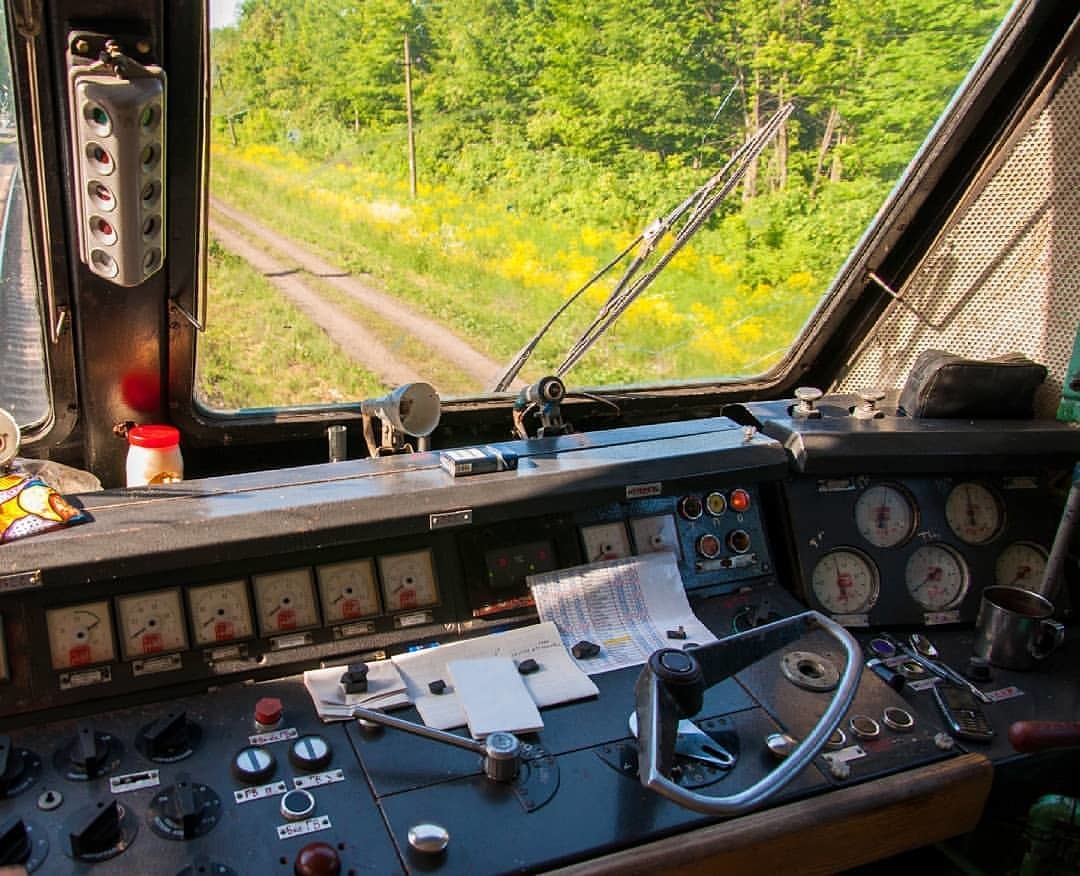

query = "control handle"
[{"left": 1008, "top": 721, "right": 1080, "bottom": 753}]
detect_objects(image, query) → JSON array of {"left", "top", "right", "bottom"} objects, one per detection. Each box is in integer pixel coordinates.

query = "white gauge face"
[
  {"left": 317, "top": 558, "right": 380, "bottom": 623},
  {"left": 253, "top": 568, "right": 321, "bottom": 636},
  {"left": 629, "top": 515, "right": 681, "bottom": 557},
  {"left": 854, "top": 484, "right": 916, "bottom": 548},
  {"left": 810, "top": 549, "right": 880, "bottom": 614},
  {"left": 905, "top": 544, "right": 969, "bottom": 610},
  {"left": 0, "top": 408, "right": 20, "bottom": 467},
  {"left": 378, "top": 550, "right": 439, "bottom": 612},
  {"left": 116, "top": 588, "right": 188, "bottom": 660},
  {"left": 995, "top": 541, "right": 1048, "bottom": 589},
  {"left": 188, "top": 580, "right": 254, "bottom": 646},
  {"left": 580, "top": 521, "right": 632, "bottom": 562},
  {"left": 46, "top": 600, "right": 115, "bottom": 670},
  {"left": 945, "top": 482, "right": 1004, "bottom": 545}
]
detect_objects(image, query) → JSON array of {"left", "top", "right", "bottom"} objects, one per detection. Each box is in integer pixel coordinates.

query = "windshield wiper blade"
[{"left": 555, "top": 102, "right": 795, "bottom": 380}]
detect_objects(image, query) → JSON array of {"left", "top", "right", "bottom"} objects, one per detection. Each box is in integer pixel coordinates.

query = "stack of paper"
[
  {"left": 303, "top": 660, "right": 410, "bottom": 721},
  {"left": 447, "top": 657, "right": 544, "bottom": 739}
]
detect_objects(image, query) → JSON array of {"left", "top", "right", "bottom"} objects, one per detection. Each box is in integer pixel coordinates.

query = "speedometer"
[
  {"left": 854, "top": 483, "right": 916, "bottom": 548},
  {"left": 905, "top": 544, "right": 968, "bottom": 610},
  {"left": 810, "top": 549, "right": 880, "bottom": 615}
]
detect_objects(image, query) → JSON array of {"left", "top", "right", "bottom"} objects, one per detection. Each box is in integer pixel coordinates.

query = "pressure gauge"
[
  {"left": 116, "top": 588, "right": 188, "bottom": 660},
  {"left": 188, "top": 580, "right": 254, "bottom": 646},
  {"left": 253, "top": 568, "right": 321, "bottom": 636},
  {"left": 46, "top": 600, "right": 116, "bottom": 669},
  {"left": 810, "top": 549, "right": 880, "bottom": 615},
  {"left": 945, "top": 482, "right": 1004, "bottom": 545},
  {"left": 995, "top": 541, "right": 1048, "bottom": 589},
  {"left": 905, "top": 544, "right": 969, "bottom": 610},
  {"left": 580, "top": 521, "right": 632, "bottom": 562},
  {"left": 317, "top": 558, "right": 380, "bottom": 623},
  {"left": 854, "top": 483, "right": 916, "bottom": 548},
  {"left": 378, "top": 550, "right": 439, "bottom": 612},
  {"left": 629, "top": 515, "right": 681, "bottom": 557},
  {"left": 0, "top": 408, "right": 19, "bottom": 467}
]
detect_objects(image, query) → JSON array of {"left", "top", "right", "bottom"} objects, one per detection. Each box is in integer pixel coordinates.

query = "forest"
[{"left": 203, "top": 0, "right": 1011, "bottom": 398}]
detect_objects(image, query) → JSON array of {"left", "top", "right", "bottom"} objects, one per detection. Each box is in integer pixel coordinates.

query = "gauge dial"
[
  {"left": 945, "top": 482, "right": 1004, "bottom": 545},
  {"left": 378, "top": 550, "right": 439, "bottom": 612},
  {"left": 995, "top": 541, "right": 1048, "bottom": 589},
  {"left": 629, "top": 515, "right": 680, "bottom": 557},
  {"left": 905, "top": 544, "right": 969, "bottom": 610},
  {"left": 46, "top": 600, "right": 115, "bottom": 669},
  {"left": 810, "top": 549, "right": 880, "bottom": 615},
  {"left": 253, "top": 568, "right": 321, "bottom": 636},
  {"left": 580, "top": 522, "right": 632, "bottom": 562},
  {"left": 188, "top": 580, "right": 254, "bottom": 646},
  {"left": 317, "top": 558, "right": 380, "bottom": 623},
  {"left": 116, "top": 588, "right": 188, "bottom": 660},
  {"left": 854, "top": 483, "right": 916, "bottom": 548}
]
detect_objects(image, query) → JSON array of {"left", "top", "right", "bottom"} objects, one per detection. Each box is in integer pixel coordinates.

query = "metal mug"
[{"left": 973, "top": 585, "right": 1065, "bottom": 670}]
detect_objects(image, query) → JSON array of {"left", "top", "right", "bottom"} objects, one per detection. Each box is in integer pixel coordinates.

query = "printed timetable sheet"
[{"left": 527, "top": 552, "right": 716, "bottom": 674}]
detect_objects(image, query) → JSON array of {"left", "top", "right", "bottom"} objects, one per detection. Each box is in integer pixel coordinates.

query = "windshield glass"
[
  {"left": 200, "top": 0, "right": 1012, "bottom": 409},
  {"left": 0, "top": 5, "right": 50, "bottom": 430}
]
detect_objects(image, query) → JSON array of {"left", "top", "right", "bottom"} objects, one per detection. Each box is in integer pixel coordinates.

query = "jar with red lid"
[{"left": 126, "top": 424, "right": 183, "bottom": 486}]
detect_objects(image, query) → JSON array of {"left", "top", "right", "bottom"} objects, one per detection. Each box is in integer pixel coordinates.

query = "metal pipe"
[{"left": 351, "top": 707, "right": 485, "bottom": 755}]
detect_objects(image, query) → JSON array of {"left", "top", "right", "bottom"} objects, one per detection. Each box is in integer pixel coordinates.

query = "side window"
[{"left": 0, "top": 4, "right": 49, "bottom": 430}]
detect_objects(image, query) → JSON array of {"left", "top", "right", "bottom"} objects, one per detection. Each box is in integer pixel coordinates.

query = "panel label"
[
  {"left": 110, "top": 769, "right": 161, "bottom": 794},
  {"left": 293, "top": 769, "right": 345, "bottom": 790},
  {"left": 277, "top": 815, "right": 332, "bottom": 840},
  {"left": 234, "top": 780, "right": 289, "bottom": 804},
  {"left": 249, "top": 727, "right": 299, "bottom": 746},
  {"left": 626, "top": 482, "right": 662, "bottom": 499}
]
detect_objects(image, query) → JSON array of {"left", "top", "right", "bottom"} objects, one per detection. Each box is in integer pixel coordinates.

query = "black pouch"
[{"left": 899, "top": 350, "right": 1047, "bottom": 419}]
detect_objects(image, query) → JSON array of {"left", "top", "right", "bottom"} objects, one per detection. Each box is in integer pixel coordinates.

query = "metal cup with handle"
[{"left": 973, "top": 585, "right": 1065, "bottom": 670}]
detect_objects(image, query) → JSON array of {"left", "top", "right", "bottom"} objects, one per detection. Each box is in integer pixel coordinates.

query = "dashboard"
[{"left": 0, "top": 404, "right": 1076, "bottom": 873}]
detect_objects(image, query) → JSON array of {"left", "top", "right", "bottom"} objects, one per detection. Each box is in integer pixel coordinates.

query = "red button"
[
  {"left": 295, "top": 841, "right": 341, "bottom": 876},
  {"left": 730, "top": 488, "right": 751, "bottom": 513},
  {"left": 255, "top": 697, "right": 283, "bottom": 726}
]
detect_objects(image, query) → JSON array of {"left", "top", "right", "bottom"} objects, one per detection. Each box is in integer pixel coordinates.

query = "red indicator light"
[{"left": 730, "top": 489, "right": 751, "bottom": 513}]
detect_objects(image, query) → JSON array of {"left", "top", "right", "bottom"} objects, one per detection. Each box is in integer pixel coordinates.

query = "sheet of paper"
[
  {"left": 448, "top": 657, "right": 543, "bottom": 738},
  {"left": 527, "top": 551, "right": 717, "bottom": 674},
  {"left": 391, "top": 621, "right": 598, "bottom": 731},
  {"left": 303, "top": 660, "right": 410, "bottom": 721}
]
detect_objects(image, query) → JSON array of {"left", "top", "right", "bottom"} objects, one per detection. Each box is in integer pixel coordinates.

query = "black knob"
[
  {"left": 0, "top": 816, "right": 30, "bottom": 866},
  {"left": 0, "top": 736, "right": 26, "bottom": 796},
  {"left": 137, "top": 711, "right": 201, "bottom": 762},
  {"left": 168, "top": 775, "right": 203, "bottom": 840},
  {"left": 62, "top": 722, "right": 118, "bottom": 779},
  {"left": 648, "top": 648, "right": 705, "bottom": 717},
  {"left": 150, "top": 773, "right": 222, "bottom": 842},
  {"left": 289, "top": 735, "right": 333, "bottom": 773},
  {"left": 231, "top": 745, "right": 276, "bottom": 785},
  {"left": 69, "top": 800, "right": 125, "bottom": 860}
]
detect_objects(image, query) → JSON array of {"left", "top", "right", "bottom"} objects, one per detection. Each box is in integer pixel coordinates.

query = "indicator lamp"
[{"left": 730, "top": 489, "right": 751, "bottom": 513}]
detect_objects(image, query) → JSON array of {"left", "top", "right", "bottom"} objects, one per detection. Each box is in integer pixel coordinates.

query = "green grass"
[{"left": 197, "top": 237, "right": 386, "bottom": 409}]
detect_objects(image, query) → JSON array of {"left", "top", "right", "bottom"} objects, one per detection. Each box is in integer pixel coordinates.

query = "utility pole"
[{"left": 404, "top": 34, "right": 417, "bottom": 198}]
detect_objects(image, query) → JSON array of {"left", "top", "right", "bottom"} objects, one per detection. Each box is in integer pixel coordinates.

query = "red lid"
[
  {"left": 127, "top": 424, "right": 180, "bottom": 449},
  {"left": 255, "top": 696, "right": 283, "bottom": 726}
]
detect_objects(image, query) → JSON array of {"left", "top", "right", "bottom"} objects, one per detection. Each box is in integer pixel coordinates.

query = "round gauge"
[
  {"left": 253, "top": 568, "right": 320, "bottom": 636},
  {"left": 46, "top": 600, "right": 115, "bottom": 669},
  {"left": 854, "top": 483, "right": 916, "bottom": 548},
  {"left": 378, "top": 550, "right": 439, "bottom": 612},
  {"left": 810, "top": 549, "right": 880, "bottom": 615},
  {"left": 905, "top": 544, "right": 969, "bottom": 611},
  {"left": 995, "top": 541, "right": 1048, "bottom": 589},
  {"left": 116, "top": 588, "right": 188, "bottom": 660},
  {"left": 317, "top": 558, "right": 380, "bottom": 623},
  {"left": 945, "top": 482, "right": 1004, "bottom": 545},
  {"left": 188, "top": 580, "right": 254, "bottom": 646},
  {"left": 0, "top": 408, "right": 20, "bottom": 467}
]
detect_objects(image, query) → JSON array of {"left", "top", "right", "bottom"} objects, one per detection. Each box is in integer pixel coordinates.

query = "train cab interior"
[{"left": 0, "top": 0, "right": 1078, "bottom": 873}]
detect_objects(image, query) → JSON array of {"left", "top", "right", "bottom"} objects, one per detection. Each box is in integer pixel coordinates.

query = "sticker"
[
  {"left": 59, "top": 666, "right": 112, "bottom": 690},
  {"left": 234, "top": 780, "right": 288, "bottom": 804},
  {"left": 625, "top": 483, "right": 662, "bottom": 499},
  {"left": 396, "top": 611, "right": 431, "bottom": 629},
  {"left": 110, "top": 769, "right": 160, "bottom": 794},
  {"left": 132, "top": 653, "right": 183, "bottom": 677},
  {"left": 987, "top": 685, "right": 1024, "bottom": 702},
  {"left": 249, "top": 727, "right": 299, "bottom": 746},
  {"left": 270, "top": 632, "right": 312, "bottom": 651},
  {"left": 822, "top": 745, "right": 866, "bottom": 765},
  {"left": 293, "top": 769, "right": 345, "bottom": 790},
  {"left": 277, "top": 815, "right": 332, "bottom": 840},
  {"left": 923, "top": 610, "right": 961, "bottom": 626},
  {"left": 832, "top": 614, "right": 870, "bottom": 628}
]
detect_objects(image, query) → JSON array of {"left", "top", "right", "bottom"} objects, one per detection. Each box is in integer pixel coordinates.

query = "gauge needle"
[
  {"left": 965, "top": 486, "right": 977, "bottom": 526},
  {"left": 130, "top": 626, "right": 147, "bottom": 639}
]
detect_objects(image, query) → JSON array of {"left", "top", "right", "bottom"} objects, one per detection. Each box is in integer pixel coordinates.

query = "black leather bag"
[{"left": 899, "top": 350, "right": 1047, "bottom": 419}]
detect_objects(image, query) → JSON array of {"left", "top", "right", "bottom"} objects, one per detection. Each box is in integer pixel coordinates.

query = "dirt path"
[{"left": 209, "top": 198, "right": 522, "bottom": 391}]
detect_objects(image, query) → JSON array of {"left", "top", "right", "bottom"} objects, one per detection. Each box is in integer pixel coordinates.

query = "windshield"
[
  {"left": 0, "top": 5, "right": 49, "bottom": 431},
  {"left": 200, "top": 0, "right": 1012, "bottom": 409}
]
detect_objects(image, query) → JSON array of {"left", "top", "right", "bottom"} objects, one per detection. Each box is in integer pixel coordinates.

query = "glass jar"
[{"left": 126, "top": 424, "right": 183, "bottom": 486}]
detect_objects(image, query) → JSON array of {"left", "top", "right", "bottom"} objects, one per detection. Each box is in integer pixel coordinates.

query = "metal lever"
[
  {"left": 628, "top": 715, "right": 736, "bottom": 769},
  {"left": 351, "top": 707, "right": 521, "bottom": 783},
  {"left": 634, "top": 611, "right": 861, "bottom": 816}
]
